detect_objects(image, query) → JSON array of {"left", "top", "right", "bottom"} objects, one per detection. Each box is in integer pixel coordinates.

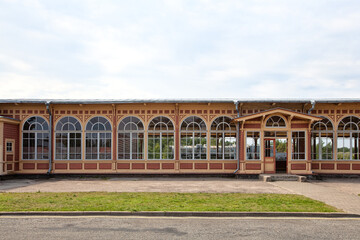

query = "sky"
[{"left": 0, "top": 0, "right": 360, "bottom": 99}]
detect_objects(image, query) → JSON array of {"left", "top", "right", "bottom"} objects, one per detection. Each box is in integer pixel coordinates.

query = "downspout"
[
  {"left": 307, "top": 100, "right": 316, "bottom": 114},
  {"left": 46, "top": 101, "right": 52, "bottom": 175},
  {"left": 307, "top": 100, "right": 316, "bottom": 175},
  {"left": 234, "top": 101, "right": 240, "bottom": 174}
]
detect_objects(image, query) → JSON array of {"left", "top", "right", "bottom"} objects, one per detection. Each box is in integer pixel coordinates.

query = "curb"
[{"left": 0, "top": 211, "right": 359, "bottom": 218}]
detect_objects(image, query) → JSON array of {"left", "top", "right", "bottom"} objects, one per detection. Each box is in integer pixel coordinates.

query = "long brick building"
[{"left": 0, "top": 99, "right": 359, "bottom": 176}]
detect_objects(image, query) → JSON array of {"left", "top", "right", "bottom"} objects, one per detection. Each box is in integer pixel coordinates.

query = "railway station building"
[{"left": 0, "top": 99, "right": 359, "bottom": 176}]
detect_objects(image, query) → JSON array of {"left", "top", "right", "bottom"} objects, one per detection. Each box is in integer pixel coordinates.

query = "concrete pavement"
[
  {"left": 0, "top": 178, "right": 291, "bottom": 194},
  {"left": 270, "top": 179, "right": 360, "bottom": 214}
]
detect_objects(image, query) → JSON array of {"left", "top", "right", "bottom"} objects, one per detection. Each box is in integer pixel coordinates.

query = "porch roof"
[
  {"left": 0, "top": 116, "right": 21, "bottom": 124},
  {"left": 232, "top": 107, "right": 323, "bottom": 122}
]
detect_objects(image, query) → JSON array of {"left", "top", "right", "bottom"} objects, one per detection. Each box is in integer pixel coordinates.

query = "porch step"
[{"left": 259, "top": 174, "right": 307, "bottom": 182}]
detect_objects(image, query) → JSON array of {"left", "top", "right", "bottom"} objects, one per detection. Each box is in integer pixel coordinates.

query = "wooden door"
[{"left": 264, "top": 139, "right": 275, "bottom": 173}]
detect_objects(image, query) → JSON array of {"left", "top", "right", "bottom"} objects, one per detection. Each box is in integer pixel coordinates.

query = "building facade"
[{"left": 0, "top": 99, "right": 359, "bottom": 176}]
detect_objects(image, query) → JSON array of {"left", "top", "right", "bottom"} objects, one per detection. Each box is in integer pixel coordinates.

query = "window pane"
[
  {"left": 292, "top": 131, "right": 305, "bottom": 160},
  {"left": 246, "top": 132, "right": 260, "bottom": 160}
]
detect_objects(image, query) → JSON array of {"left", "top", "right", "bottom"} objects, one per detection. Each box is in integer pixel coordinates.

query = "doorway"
[
  {"left": 264, "top": 138, "right": 287, "bottom": 173},
  {"left": 275, "top": 139, "right": 287, "bottom": 173}
]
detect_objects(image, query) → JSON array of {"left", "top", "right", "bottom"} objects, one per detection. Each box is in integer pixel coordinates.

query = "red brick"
[
  {"left": 162, "top": 163, "right": 174, "bottom": 169},
  {"left": 99, "top": 163, "right": 112, "bottom": 169},
  {"left": 23, "top": 163, "right": 35, "bottom": 170},
  {"left": 291, "top": 163, "right": 306, "bottom": 170},
  {"left": 7, "top": 164, "right": 12, "bottom": 170},
  {"left": 6, "top": 155, "right": 13, "bottom": 161},
  {"left": 117, "top": 163, "right": 130, "bottom": 169},
  {"left": 244, "top": 123, "right": 261, "bottom": 128},
  {"left": 352, "top": 164, "right": 360, "bottom": 170},
  {"left": 291, "top": 123, "right": 308, "bottom": 128},
  {"left": 84, "top": 163, "right": 97, "bottom": 169},
  {"left": 55, "top": 163, "right": 67, "bottom": 170},
  {"left": 337, "top": 163, "right": 350, "bottom": 170},
  {"left": 180, "top": 163, "right": 193, "bottom": 169},
  {"left": 209, "top": 163, "right": 222, "bottom": 169},
  {"left": 224, "top": 163, "right": 237, "bottom": 170},
  {"left": 246, "top": 163, "right": 261, "bottom": 170},
  {"left": 3, "top": 123, "right": 20, "bottom": 162},
  {"left": 132, "top": 163, "right": 145, "bottom": 169},
  {"left": 147, "top": 163, "right": 160, "bottom": 169},
  {"left": 37, "top": 163, "right": 49, "bottom": 170},
  {"left": 195, "top": 163, "right": 207, "bottom": 169},
  {"left": 14, "top": 163, "right": 19, "bottom": 171},
  {"left": 321, "top": 163, "right": 335, "bottom": 170},
  {"left": 311, "top": 163, "right": 319, "bottom": 169},
  {"left": 70, "top": 163, "right": 82, "bottom": 170}
]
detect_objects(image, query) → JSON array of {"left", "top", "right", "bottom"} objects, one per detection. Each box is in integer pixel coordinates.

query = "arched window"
[
  {"left": 311, "top": 117, "right": 334, "bottom": 160},
  {"left": 180, "top": 116, "right": 207, "bottom": 159},
  {"left": 118, "top": 116, "right": 144, "bottom": 159},
  {"left": 55, "top": 117, "right": 82, "bottom": 160},
  {"left": 266, "top": 116, "right": 286, "bottom": 127},
  {"left": 210, "top": 116, "right": 237, "bottom": 159},
  {"left": 148, "top": 116, "right": 174, "bottom": 159},
  {"left": 337, "top": 116, "right": 360, "bottom": 160},
  {"left": 22, "top": 116, "right": 49, "bottom": 160},
  {"left": 85, "top": 116, "right": 112, "bottom": 159}
]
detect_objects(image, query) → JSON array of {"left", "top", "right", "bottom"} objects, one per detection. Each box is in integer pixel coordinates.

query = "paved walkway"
[
  {"left": 1, "top": 177, "right": 360, "bottom": 214},
  {"left": 270, "top": 179, "right": 360, "bottom": 214},
  {"left": 0, "top": 178, "right": 290, "bottom": 194}
]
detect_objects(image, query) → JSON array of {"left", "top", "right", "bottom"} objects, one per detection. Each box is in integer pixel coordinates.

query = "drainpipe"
[
  {"left": 307, "top": 100, "right": 316, "bottom": 114},
  {"left": 46, "top": 101, "right": 52, "bottom": 175},
  {"left": 234, "top": 101, "right": 240, "bottom": 174}
]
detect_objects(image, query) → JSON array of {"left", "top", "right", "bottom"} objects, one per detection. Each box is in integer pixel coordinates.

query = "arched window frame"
[
  {"left": 117, "top": 116, "right": 144, "bottom": 160},
  {"left": 210, "top": 116, "right": 237, "bottom": 160},
  {"left": 311, "top": 116, "right": 334, "bottom": 160},
  {"left": 265, "top": 115, "right": 286, "bottom": 128},
  {"left": 55, "top": 116, "right": 82, "bottom": 160},
  {"left": 180, "top": 116, "right": 207, "bottom": 160},
  {"left": 147, "top": 116, "right": 175, "bottom": 160},
  {"left": 85, "top": 116, "right": 112, "bottom": 160},
  {"left": 22, "top": 116, "right": 49, "bottom": 160},
  {"left": 337, "top": 116, "right": 360, "bottom": 160}
]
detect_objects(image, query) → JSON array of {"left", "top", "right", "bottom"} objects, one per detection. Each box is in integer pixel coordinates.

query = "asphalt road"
[{"left": 1, "top": 216, "right": 359, "bottom": 240}]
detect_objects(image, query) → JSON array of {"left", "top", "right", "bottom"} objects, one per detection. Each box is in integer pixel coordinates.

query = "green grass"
[{"left": 0, "top": 192, "right": 338, "bottom": 212}]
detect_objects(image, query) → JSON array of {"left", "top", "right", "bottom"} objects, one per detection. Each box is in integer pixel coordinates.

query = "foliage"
[{"left": 275, "top": 140, "right": 287, "bottom": 153}]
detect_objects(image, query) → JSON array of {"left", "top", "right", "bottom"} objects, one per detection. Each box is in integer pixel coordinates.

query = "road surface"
[{"left": 0, "top": 216, "right": 359, "bottom": 239}]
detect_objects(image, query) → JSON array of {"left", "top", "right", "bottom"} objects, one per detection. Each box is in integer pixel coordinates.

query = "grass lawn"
[{"left": 0, "top": 192, "right": 338, "bottom": 212}]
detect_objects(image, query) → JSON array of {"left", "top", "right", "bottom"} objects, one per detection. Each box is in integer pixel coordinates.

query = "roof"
[
  {"left": 0, "top": 116, "right": 21, "bottom": 124},
  {"left": 232, "top": 108, "right": 323, "bottom": 122},
  {"left": 0, "top": 98, "right": 360, "bottom": 104}
]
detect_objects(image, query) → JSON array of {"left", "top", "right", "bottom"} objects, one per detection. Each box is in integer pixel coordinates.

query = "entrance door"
[
  {"left": 264, "top": 138, "right": 288, "bottom": 173},
  {"left": 275, "top": 139, "right": 287, "bottom": 173},
  {"left": 264, "top": 139, "right": 275, "bottom": 173}
]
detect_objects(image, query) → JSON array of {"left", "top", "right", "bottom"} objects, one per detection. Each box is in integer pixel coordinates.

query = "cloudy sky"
[{"left": 0, "top": 0, "right": 359, "bottom": 99}]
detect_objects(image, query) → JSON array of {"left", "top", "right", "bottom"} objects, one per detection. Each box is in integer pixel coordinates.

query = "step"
[{"left": 259, "top": 174, "right": 307, "bottom": 182}]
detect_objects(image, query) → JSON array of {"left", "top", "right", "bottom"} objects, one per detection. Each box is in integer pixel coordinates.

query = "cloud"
[{"left": 0, "top": 0, "right": 360, "bottom": 99}]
